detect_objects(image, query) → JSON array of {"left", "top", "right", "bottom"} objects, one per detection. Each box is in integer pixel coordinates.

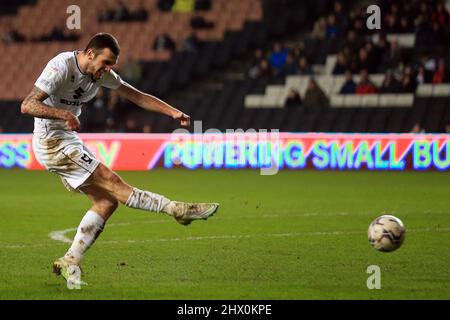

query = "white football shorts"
[{"left": 32, "top": 130, "right": 100, "bottom": 190}]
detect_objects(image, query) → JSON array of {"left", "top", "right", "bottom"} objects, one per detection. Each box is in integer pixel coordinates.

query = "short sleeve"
[
  {"left": 101, "top": 70, "right": 125, "bottom": 89},
  {"left": 34, "top": 57, "right": 68, "bottom": 95}
]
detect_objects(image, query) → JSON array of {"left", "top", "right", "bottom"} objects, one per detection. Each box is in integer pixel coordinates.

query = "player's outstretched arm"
[
  {"left": 116, "top": 82, "right": 190, "bottom": 127},
  {"left": 21, "top": 86, "right": 80, "bottom": 131}
]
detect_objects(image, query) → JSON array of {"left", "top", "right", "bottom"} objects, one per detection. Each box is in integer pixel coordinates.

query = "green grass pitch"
[{"left": 0, "top": 168, "right": 449, "bottom": 299}]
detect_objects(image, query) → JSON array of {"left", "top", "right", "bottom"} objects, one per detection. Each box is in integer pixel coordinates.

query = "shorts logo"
[{"left": 81, "top": 154, "right": 93, "bottom": 164}]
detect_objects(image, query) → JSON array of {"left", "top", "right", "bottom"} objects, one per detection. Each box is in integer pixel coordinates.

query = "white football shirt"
[{"left": 34, "top": 51, "right": 124, "bottom": 133}]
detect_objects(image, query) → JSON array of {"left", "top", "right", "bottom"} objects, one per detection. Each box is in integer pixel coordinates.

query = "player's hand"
[
  {"left": 65, "top": 113, "right": 80, "bottom": 131},
  {"left": 173, "top": 111, "right": 191, "bottom": 127}
]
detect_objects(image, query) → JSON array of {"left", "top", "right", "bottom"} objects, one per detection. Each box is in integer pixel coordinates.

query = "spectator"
[
  {"left": 422, "top": 54, "right": 436, "bottom": 73},
  {"left": 248, "top": 48, "right": 265, "bottom": 79},
  {"left": 372, "top": 33, "right": 390, "bottom": 68},
  {"left": 432, "top": 59, "right": 448, "bottom": 84},
  {"left": 339, "top": 70, "right": 356, "bottom": 94},
  {"left": 311, "top": 17, "right": 326, "bottom": 40},
  {"left": 195, "top": 0, "right": 211, "bottom": 11},
  {"left": 181, "top": 31, "right": 202, "bottom": 53},
  {"left": 113, "top": 0, "right": 131, "bottom": 21},
  {"left": 398, "top": 17, "right": 412, "bottom": 33},
  {"left": 254, "top": 59, "right": 273, "bottom": 81},
  {"left": 432, "top": 2, "right": 449, "bottom": 28},
  {"left": 351, "top": 11, "right": 366, "bottom": 36},
  {"left": 172, "top": 0, "right": 195, "bottom": 13},
  {"left": 303, "top": 78, "right": 329, "bottom": 108},
  {"left": 297, "top": 56, "right": 313, "bottom": 75},
  {"left": 292, "top": 42, "right": 306, "bottom": 61},
  {"left": 190, "top": 16, "right": 214, "bottom": 29},
  {"left": 153, "top": 33, "right": 176, "bottom": 52},
  {"left": 445, "top": 120, "right": 450, "bottom": 133},
  {"left": 429, "top": 21, "right": 446, "bottom": 45},
  {"left": 123, "top": 118, "right": 140, "bottom": 133},
  {"left": 355, "top": 69, "right": 377, "bottom": 94},
  {"left": 3, "top": 27, "right": 25, "bottom": 44},
  {"left": 268, "top": 42, "right": 287, "bottom": 73},
  {"left": 400, "top": 73, "right": 417, "bottom": 93},
  {"left": 415, "top": 2, "right": 432, "bottom": 32},
  {"left": 157, "top": 0, "right": 174, "bottom": 11},
  {"left": 354, "top": 47, "right": 372, "bottom": 73},
  {"left": 143, "top": 124, "right": 153, "bottom": 133},
  {"left": 416, "top": 65, "right": 428, "bottom": 84},
  {"left": 410, "top": 122, "right": 425, "bottom": 133},
  {"left": 345, "top": 30, "right": 363, "bottom": 54},
  {"left": 280, "top": 53, "right": 298, "bottom": 77},
  {"left": 333, "top": 1, "right": 349, "bottom": 32},
  {"left": 132, "top": 1, "right": 149, "bottom": 21},
  {"left": 385, "top": 14, "right": 399, "bottom": 33},
  {"left": 325, "top": 14, "right": 340, "bottom": 38},
  {"left": 48, "top": 25, "right": 66, "bottom": 41},
  {"left": 379, "top": 72, "right": 401, "bottom": 93},
  {"left": 333, "top": 52, "right": 349, "bottom": 75},
  {"left": 98, "top": 4, "right": 116, "bottom": 22},
  {"left": 380, "top": 40, "right": 402, "bottom": 71},
  {"left": 284, "top": 88, "right": 302, "bottom": 108}
]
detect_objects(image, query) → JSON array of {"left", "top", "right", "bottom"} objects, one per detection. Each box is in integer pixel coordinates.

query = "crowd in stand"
[
  {"left": 246, "top": 0, "right": 450, "bottom": 109},
  {"left": 98, "top": 0, "right": 149, "bottom": 22},
  {"left": 2, "top": 24, "right": 79, "bottom": 44},
  {"left": 3, "top": 0, "right": 212, "bottom": 47}
]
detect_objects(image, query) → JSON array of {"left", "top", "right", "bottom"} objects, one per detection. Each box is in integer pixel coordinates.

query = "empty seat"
[
  {"left": 416, "top": 84, "right": 434, "bottom": 97},
  {"left": 244, "top": 95, "right": 263, "bottom": 108},
  {"left": 361, "top": 95, "right": 379, "bottom": 107},
  {"left": 379, "top": 94, "right": 397, "bottom": 107},
  {"left": 433, "top": 84, "right": 450, "bottom": 97},
  {"left": 343, "top": 95, "right": 362, "bottom": 107}
]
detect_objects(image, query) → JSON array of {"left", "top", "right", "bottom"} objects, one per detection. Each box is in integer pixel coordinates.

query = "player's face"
[{"left": 89, "top": 48, "right": 118, "bottom": 80}]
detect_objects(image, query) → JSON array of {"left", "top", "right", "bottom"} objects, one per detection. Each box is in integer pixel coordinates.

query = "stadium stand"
[{"left": 0, "top": 0, "right": 449, "bottom": 134}]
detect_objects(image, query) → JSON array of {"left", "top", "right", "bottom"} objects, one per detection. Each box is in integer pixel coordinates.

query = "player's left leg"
[
  {"left": 85, "top": 163, "right": 219, "bottom": 225},
  {"left": 53, "top": 185, "right": 118, "bottom": 289}
]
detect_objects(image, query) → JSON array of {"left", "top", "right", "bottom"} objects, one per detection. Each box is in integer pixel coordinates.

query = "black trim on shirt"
[{"left": 73, "top": 51, "right": 88, "bottom": 76}]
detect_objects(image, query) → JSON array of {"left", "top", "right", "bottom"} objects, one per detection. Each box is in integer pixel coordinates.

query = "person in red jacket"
[{"left": 356, "top": 69, "right": 377, "bottom": 94}]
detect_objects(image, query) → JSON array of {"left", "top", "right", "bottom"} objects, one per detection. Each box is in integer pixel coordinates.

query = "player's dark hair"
[{"left": 85, "top": 33, "right": 120, "bottom": 56}]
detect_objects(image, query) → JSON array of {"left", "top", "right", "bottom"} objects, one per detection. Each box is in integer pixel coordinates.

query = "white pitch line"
[
  {"left": 45, "top": 226, "right": 450, "bottom": 246},
  {"left": 48, "top": 227, "right": 77, "bottom": 244},
  {"left": 46, "top": 211, "right": 352, "bottom": 244},
  {"left": 46, "top": 212, "right": 350, "bottom": 244}
]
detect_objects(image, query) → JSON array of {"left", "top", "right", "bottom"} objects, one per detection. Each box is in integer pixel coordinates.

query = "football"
[{"left": 368, "top": 215, "right": 406, "bottom": 252}]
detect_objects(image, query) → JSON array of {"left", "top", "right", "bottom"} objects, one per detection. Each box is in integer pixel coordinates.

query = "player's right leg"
[
  {"left": 85, "top": 163, "right": 219, "bottom": 225},
  {"left": 53, "top": 185, "right": 118, "bottom": 289}
]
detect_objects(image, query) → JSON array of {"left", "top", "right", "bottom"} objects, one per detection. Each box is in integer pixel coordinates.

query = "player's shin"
[
  {"left": 64, "top": 210, "right": 105, "bottom": 264},
  {"left": 125, "top": 187, "right": 172, "bottom": 214}
]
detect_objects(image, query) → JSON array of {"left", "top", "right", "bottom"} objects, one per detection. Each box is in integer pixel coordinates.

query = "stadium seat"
[
  {"left": 416, "top": 84, "right": 434, "bottom": 97},
  {"left": 244, "top": 95, "right": 263, "bottom": 108},
  {"left": 330, "top": 95, "right": 344, "bottom": 107},
  {"left": 432, "top": 84, "right": 450, "bottom": 97},
  {"left": 379, "top": 94, "right": 398, "bottom": 107},
  {"left": 343, "top": 95, "right": 362, "bottom": 107},
  {"left": 360, "top": 95, "right": 379, "bottom": 107}
]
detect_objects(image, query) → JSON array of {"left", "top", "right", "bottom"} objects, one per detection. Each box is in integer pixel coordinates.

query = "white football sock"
[
  {"left": 125, "top": 187, "right": 171, "bottom": 214},
  {"left": 64, "top": 210, "right": 105, "bottom": 264}
]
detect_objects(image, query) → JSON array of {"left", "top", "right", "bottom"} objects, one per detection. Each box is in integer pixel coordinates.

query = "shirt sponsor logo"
[{"left": 60, "top": 98, "right": 84, "bottom": 106}]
